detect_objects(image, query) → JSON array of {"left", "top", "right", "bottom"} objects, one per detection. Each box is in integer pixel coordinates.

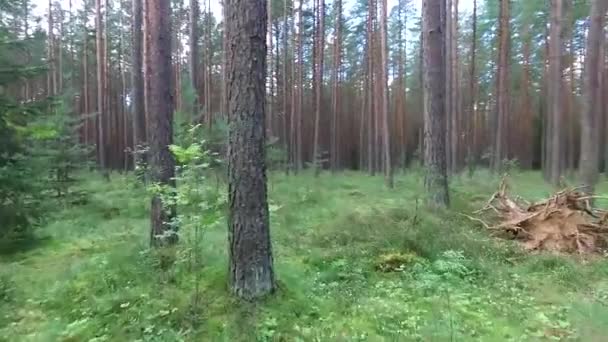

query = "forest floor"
[{"left": 1, "top": 170, "right": 608, "bottom": 341}]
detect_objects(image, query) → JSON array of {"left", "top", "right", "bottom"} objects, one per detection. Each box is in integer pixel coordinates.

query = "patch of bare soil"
[{"left": 467, "top": 179, "right": 608, "bottom": 255}]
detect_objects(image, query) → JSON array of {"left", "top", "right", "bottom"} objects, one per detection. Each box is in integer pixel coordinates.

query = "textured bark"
[
  {"left": 148, "top": 0, "right": 177, "bottom": 247},
  {"left": 422, "top": 0, "right": 449, "bottom": 207},
  {"left": 226, "top": 0, "right": 276, "bottom": 300},
  {"left": 549, "top": 0, "right": 564, "bottom": 185},
  {"left": 579, "top": 0, "right": 607, "bottom": 194},
  {"left": 267, "top": 0, "right": 274, "bottom": 139},
  {"left": 379, "top": 0, "right": 392, "bottom": 188},
  {"left": 132, "top": 0, "right": 146, "bottom": 162}
]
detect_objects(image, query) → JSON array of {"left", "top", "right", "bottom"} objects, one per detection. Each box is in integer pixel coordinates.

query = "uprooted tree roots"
[{"left": 467, "top": 179, "right": 608, "bottom": 255}]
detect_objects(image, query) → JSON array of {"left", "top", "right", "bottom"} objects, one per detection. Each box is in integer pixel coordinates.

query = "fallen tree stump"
[{"left": 468, "top": 179, "right": 608, "bottom": 255}]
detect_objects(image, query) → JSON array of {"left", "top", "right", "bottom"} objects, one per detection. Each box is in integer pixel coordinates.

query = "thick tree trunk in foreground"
[
  {"left": 226, "top": 0, "right": 276, "bottom": 300},
  {"left": 422, "top": 0, "right": 449, "bottom": 207},
  {"left": 579, "top": 0, "right": 607, "bottom": 194},
  {"left": 148, "top": 0, "right": 177, "bottom": 246}
]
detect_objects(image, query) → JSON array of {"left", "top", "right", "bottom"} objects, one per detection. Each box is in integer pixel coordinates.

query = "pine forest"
[{"left": 1, "top": 0, "right": 608, "bottom": 340}]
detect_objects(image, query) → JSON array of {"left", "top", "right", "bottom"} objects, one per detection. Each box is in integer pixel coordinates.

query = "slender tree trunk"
[
  {"left": 283, "top": 0, "right": 290, "bottom": 174},
  {"left": 148, "top": 0, "right": 177, "bottom": 246},
  {"left": 190, "top": 0, "right": 200, "bottom": 114},
  {"left": 549, "top": 0, "right": 564, "bottom": 186},
  {"left": 312, "top": 0, "right": 325, "bottom": 176},
  {"left": 366, "top": 0, "right": 375, "bottom": 175},
  {"left": 380, "top": 0, "right": 392, "bottom": 188},
  {"left": 206, "top": 0, "right": 213, "bottom": 127},
  {"left": 83, "top": 3, "right": 90, "bottom": 146},
  {"left": 579, "top": 0, "right": 607, "bottom": 194},
  {"left": 226, "top": 0, "right": 276, "bottom": 300},
  {"left": 47, "top": 0, "right": 55, "bottom": 97},
  {"left": 450, "top": 0, "right": 459, "bottom": 172},
  {"left": 445, "top": 0, "right": 452, "bottom": 173},
  {"left": 330, "top": 0, "right": 342, "bottom": 173},
  {"left": 493, "top": 0, "right": 510, "bottom": 172},
  {"left": 95, "top": 0, "right": 107, "bottom": 173},
  {"left": 58, "top": 5, "right": 64, "bottom": 93},
  {"left": 466, "top": 0, "right": 477, "bottom": 175},
  {"left": 132, "top": 0, "right": 146, "bottom": 167},
  {"left": 521, "top": 25, "right": 533, "bottom": 169},
  {"left": 296, "top": 0, "right": 303, "bottom": 171},
  {"left": 423, "top": 0, "right": 449, "bottom": 207}
]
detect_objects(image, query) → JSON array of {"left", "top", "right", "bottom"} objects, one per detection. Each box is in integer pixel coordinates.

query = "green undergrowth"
[{"left": 1, "top": 169, "right": 608, "bottom": 341}]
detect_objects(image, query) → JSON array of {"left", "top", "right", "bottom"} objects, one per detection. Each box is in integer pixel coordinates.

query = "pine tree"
[
  {"left": 422, "top": 0, "right": 449, "bottom": 207},
  {"left": 148, "top": 0, "right": 177, "bottom": 246},
  {"left": 226, "top": 0, "right": 276, "bottom": 299}
]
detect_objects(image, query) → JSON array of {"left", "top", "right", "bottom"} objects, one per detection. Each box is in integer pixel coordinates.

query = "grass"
[{"left": 1, "top": 169, "right": 608, "bottom": 341}]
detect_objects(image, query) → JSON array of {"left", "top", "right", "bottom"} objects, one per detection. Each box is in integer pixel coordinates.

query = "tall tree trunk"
[
  {"left": 330, "top": 0, "right": 342, "bottom": 173},
  {"left": 104, "top": 0, "right": 111, "bottom": 167},
  {"left": 283, "top": 0, "right": 290, "bottom": 174},
  {"left": 450, "top": 0, "right": 459, "bottom": 172},
  {"left": 422, "top": 0, "right": 449, "bottom": 207},
  {"left": 366, "top": 0, "right": 375, "bottom": 175},
  {"left": 148, "top": 0, "right": 177, "bottom": 246},
  {"left": 190, "top": 0, "right": 200, "bottom": 114},
  {"left": 226, "top": 0, "right": 276, "bottom": 300},
  {"left": 58, "top": 5, "right": 63, "bottom": 93},
  {"left": 267, "top": 0, "right": 274, "bottom": 140},
  {"left": 83, "top": 2, "right": 90, "bottom": 146},
  {"left": 95, "top": 0, "right": 107, "bottom": 173},
  {"left": 296, "top": 0, "right": 303, "bottom": 172},
  {"left": 549, "top": 0, "right": 564, "bottom": 186},
  {"left": 379, "top": 0, "right": 392, "bottom": 188},
  {"left": 579, "top": 0, "right": 607, "bottom": 194},
  {"left": 47, "top": 0, "right": 55, "bottom": 96},
  {"left": 396, "top": 0, "right": 407, "bottom": 169},
  {"left": 521, "top": 25, "right": 533, "bottom": 169},
  {"left": 206, "top": 0, "right": 213, "bottom": 127},
  {"left": 445, "top": 0, "right": 452, "bottom": 173},
  {"left": 466, "top": 0, "right": 477, "bottom": 175},
  {"left": 312, "top": 0, "right": 325, "bottom": 176},
  {"left": 132, "top": 0, "right": 146, "bottom": 168},
  {"left": 493, "top": 0, "right": 510, "bottom": 172}
]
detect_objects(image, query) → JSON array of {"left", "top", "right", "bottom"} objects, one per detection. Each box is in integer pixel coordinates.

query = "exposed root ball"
[{"left": 469, "top": 178, "right": 608, "bottom": 255}]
